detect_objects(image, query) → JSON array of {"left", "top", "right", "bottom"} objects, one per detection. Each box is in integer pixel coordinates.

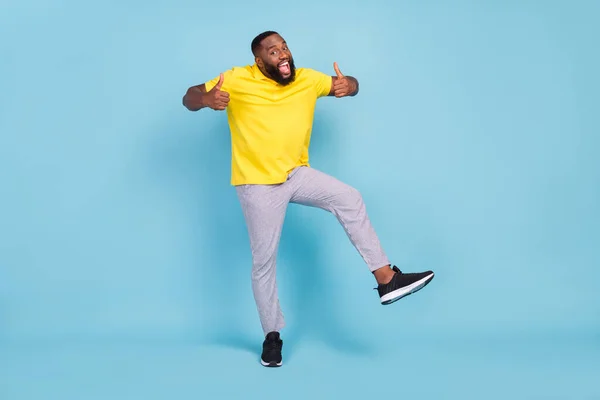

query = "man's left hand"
[{"left": 332, "top": 62, "right": 358, "bottom": 97}]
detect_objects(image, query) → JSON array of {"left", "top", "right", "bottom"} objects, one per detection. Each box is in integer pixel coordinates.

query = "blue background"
[{"left": 1, "top": 0, "right": 599, "bottom": 398}]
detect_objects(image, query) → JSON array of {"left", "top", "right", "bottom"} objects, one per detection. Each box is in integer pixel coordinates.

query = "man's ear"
[{"left": 255, "top": 56, "right": 263, "bottom": 68}]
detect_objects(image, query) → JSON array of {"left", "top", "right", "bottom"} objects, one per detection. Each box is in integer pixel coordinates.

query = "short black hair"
[{"left": 251, "top": 30, "right": 279, "bottom": 56}]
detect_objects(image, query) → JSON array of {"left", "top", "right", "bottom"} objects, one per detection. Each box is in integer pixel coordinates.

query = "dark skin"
[
  {"left": 182, "top": 72, "right": 229, "bottom": 112},
  {"left": 182, "top": 33, "right": 360, "bottom": 111}
]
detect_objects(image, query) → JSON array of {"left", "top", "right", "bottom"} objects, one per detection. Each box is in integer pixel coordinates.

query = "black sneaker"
[
  {"left": 376, "top": 266, "right": 434, "bottom": 305},
  {"left": 260, "top": 331, "right": 283, "bottom": 367}
]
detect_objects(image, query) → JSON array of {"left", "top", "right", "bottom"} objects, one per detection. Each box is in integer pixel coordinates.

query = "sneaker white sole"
[
  {"left": 380, "top": 272, "right": 434, "bottom": 305},
  {"left": 261, "top": 359, "right": 282, "bottom": 367}
]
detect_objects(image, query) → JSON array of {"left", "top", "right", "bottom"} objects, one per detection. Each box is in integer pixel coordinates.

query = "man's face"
[{"left": 256, "top": 34, "right": 296, "bottom": 86}]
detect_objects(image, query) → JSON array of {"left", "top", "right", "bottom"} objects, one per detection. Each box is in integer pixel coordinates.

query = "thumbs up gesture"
[
  {"left": 331, "top": 62, "right": 358, "bottom": 98},
  {"left": 205, "top": 73, "right": 230, "bottom": 110}
]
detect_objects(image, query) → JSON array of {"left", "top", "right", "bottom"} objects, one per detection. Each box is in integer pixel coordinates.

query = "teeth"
[{"left": 280, "top": 62, "right": 288, "bottom": 66}]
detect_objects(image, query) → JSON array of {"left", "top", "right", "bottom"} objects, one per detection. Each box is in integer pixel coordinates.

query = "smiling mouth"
[{"left": 278, "top": 60, "right": 291, "bottom": 76}]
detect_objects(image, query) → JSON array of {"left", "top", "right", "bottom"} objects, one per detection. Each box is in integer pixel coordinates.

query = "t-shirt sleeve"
[{"left": 306, "top": 69, "right": 332, "bottom": 98}]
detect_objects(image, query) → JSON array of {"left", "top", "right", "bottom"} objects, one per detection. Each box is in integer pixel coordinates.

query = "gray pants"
[{"left": 235, "top": 166, "right": 390, "bottom": 334}]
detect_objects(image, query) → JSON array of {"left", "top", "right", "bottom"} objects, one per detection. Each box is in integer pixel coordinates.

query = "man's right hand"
[{"left": 204, "top": 73, "right": 230, "bottom": 111}]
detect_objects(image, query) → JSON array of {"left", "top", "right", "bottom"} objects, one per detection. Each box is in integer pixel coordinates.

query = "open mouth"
[{"left": 278, "top": 60, "right": 291, "bottom": 76}]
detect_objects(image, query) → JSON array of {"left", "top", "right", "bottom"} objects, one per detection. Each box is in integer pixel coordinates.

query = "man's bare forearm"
[{"left": 182, "top": 84, "right": 208, "bottom": 111}]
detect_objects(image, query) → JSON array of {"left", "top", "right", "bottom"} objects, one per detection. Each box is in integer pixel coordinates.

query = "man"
[{"left": 182, "top": 31, "right": 435, "bottom": 367}]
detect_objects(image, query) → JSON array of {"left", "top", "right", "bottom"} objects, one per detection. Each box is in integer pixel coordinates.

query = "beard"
[{"left": 264, "top": 57, "right": 296, "bottom": 86}]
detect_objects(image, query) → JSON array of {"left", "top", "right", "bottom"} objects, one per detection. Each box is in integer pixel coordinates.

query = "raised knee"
[
  {"left": 345, "top": 186, "right": 364, "bottom": 207},
  {"left": 348, "top": 186, "right": 363, "bottom": 201},
  {"left": 331, "top": 186, "right": 364, "bottom": 212}
]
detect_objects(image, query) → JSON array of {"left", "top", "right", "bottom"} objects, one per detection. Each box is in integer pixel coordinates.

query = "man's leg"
[
  {"left": 288, "top": 167, "right": 390, "bottom": 272},
  {"left": 288, "top": 166, "right": 434, "bottom": 304},
  {"left": 236, "top": 184, "right": 289, "bottom": 338}
]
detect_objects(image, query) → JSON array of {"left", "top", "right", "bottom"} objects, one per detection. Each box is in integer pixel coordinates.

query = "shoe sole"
[
  {"left": 261, "top": 359, "right": 282, "bottom": 368},
  {"left": 380, "top": 272, "right": 434, "bottom": 305}
]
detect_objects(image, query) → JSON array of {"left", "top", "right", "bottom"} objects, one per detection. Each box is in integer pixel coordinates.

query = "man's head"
[{"left": 251, "top": 31, "right": 296, "bottom": 86}]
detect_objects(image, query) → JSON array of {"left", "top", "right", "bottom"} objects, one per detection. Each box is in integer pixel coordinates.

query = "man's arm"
[
  {"left": 328, "top": 62, "right": 359, "bottom": 97},
  {"left": 182, "top": 73, "right": 229, "bottom": 111},
  {"left": 182, "top": 84, "right": 208, "bottom": 111}
]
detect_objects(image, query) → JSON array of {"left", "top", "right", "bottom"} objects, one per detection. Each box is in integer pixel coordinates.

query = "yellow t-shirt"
[{"left": 204, "top": 64, "right": 332, "bottom": 185}]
